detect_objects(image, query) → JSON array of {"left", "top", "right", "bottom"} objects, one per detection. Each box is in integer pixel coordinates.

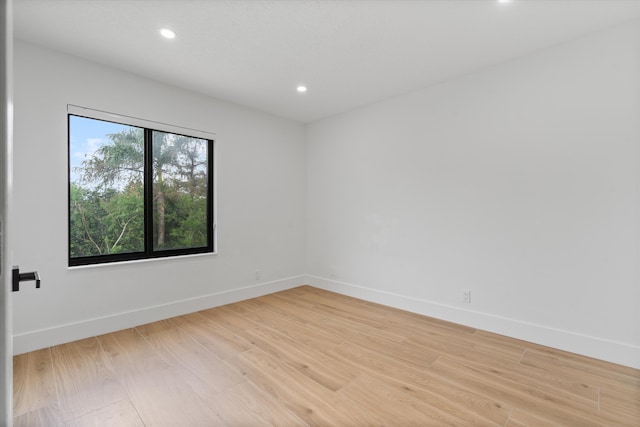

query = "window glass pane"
[
  {"left": 152, "top": 131, "right": 209, "bottom": 251},
  {"left": 69, "top": 116, "right": 144, "bottom": 258}
]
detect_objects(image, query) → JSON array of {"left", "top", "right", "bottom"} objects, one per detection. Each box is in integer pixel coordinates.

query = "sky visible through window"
[{"left": 69, "top": 115, "right": 138, "bottom": 183}]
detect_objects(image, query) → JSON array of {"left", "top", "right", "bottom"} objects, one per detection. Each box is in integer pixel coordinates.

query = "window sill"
[{"left": 67, "top": 251, "right": 218, "bottom": 270}]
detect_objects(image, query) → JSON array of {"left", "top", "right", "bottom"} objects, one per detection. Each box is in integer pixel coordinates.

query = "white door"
[{"left": 1, "top": 0, "right": 13, "bottom": 425}]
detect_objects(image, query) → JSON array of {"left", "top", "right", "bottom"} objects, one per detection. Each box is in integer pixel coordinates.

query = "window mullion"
[{"left": 144, "top": 128, "right": 154, "bottom": 255}]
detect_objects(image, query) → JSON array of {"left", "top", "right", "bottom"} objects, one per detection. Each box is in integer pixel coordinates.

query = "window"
[{"left": 68, "top": 110, "right": 214, "bottom": 266}]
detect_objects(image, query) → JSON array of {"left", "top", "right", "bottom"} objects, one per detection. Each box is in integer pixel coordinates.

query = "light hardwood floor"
[{"left": 13, "top": 286, "right": 640, "bottom": 426}]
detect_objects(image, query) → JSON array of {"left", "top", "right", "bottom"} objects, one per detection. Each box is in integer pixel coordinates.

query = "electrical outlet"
[
  {"left": 462, "top": 289, "right": 471, "bottom": 304},
  {"left": 255, "top": 270, "right": 261, "bottom": 281}
]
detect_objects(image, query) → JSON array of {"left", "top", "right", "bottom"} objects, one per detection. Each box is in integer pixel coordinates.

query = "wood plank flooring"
[{"left": 13, "top": 286, "right": 640, "bottom": 426}]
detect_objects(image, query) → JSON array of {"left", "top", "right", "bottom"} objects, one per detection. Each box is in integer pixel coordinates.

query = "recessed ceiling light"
[
  {"left": 160, "top": 28, "right": 176, "bottom": 39},
  {"left": 497, "top": 0, "right": 512, "bottom": 3},
  {"left": 296, "top": 85, "right": 308, "bottom": 93}
]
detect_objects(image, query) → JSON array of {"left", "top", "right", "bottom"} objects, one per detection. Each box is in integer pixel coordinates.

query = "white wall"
[
  {"left": 12, "top": 41, "right": 307, "bottom": 353},
  {"left": 307, "top": 22, "right": 640, "bottom": 368}
]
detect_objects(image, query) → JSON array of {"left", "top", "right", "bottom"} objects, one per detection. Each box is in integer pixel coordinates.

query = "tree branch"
[
  {"left": 110, "top": 217, "right": 133, "bottom": 252},
  {"left": 74, "top": 201, "right": 102, "bottom": 255}
]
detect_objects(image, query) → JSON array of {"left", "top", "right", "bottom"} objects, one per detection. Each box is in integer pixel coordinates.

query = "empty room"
[{"left": 2, "top": 0, "right": 640, "bottom": 425}]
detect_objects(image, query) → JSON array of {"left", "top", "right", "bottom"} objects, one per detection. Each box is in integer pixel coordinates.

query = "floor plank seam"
[
  {"left": 47, "top": 346, "right": 62, "bottom": 423},
  {"left": 518, "top": 348, "right": 527, "bottom": 365},
  {"left": 167, "top": 313, "right": 262, "bottom": 386},
  {"left": 95, "top": 334, "right": 145, "bottom": 427},
  {"left": 503, "top": 409, "right": 513, "bottom": 427},
  {"left": 165, "top": 316, "right": 236, "bottom": 363},
  {"left": 428, "top": 355, "right": 441, "bottom": 368}
]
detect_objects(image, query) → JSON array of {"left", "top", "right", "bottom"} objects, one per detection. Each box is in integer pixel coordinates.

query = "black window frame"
[{"left": 68, "top": 113, "right": 215, "bottom": 267}]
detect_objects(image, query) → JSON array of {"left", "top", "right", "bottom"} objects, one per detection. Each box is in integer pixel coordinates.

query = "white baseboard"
[
  {"left": 14, "top": 273, "right": 640, "bottom": 369},
  {"left": 12, "top": 275, "right": 306, "bottom": 355},
  {"left": 305, "top": 275, "right": 640, "bottom": 369}
]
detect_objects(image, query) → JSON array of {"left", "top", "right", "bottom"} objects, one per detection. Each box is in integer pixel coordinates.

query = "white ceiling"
[{"left": 13, "top": 0, "right": 640, "bottom": 123}]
